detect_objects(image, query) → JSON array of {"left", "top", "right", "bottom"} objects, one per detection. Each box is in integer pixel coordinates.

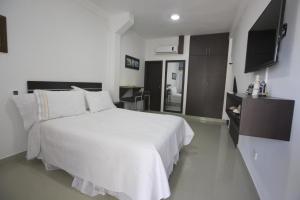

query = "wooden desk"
[{"left": 119, "top": 86, "right": 143, "bottom": 102}]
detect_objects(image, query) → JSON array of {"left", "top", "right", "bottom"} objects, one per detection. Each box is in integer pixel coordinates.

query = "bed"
[
  {"left": 25, "top": 81, "right": 194, "bottom": 200},
  {"left": 167, "top": 86, "right": 182, "bottom": 105},
  {"left": 170, "top": 93, "right": 182, "bottom": 104}
]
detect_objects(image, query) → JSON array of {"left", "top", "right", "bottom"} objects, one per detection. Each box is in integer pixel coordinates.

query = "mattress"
[
  {"left": 170, "top": 93, "right": 182, "bottom": 104},
  {"left": 27, "top": 108, "right": 194, "bottom": 200}
]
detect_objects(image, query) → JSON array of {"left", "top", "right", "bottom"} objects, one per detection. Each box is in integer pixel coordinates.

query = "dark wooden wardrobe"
[{"left": 186, "top": 33, "right": 229, "bottom": 119}]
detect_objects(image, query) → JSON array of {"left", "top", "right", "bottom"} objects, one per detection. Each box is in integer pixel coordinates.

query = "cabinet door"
[
  {"left": 190, "top": 33, "right": 229, "bottom": 56},
  {"left": 204, "top": 55, "right": 228, "bottom": 118},
  {"left": 207, "top": 33, "right": 229, "bottom": 56},
  {"left": 186, "top": 56, "right": 208, "bottom": 116},
  {"left": 189, "top": 35, "right": 210, "bottom": 56}
]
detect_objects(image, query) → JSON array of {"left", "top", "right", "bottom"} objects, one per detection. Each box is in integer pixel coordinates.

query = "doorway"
[
  {"left": 164, "top": 60, "right": 185, "bottom": 113},
  {"left": 144, "top": 61, "right": 163, "bottom": 111}
]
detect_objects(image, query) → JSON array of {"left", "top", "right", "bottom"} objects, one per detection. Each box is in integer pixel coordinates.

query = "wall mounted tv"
[{"left": 245, "top": 0, "right": 287, "bottom": 73}]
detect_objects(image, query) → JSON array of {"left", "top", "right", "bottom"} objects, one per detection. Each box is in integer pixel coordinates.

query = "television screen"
[{"left": 245, "top": 0, "right": 286, "bottom": 73}]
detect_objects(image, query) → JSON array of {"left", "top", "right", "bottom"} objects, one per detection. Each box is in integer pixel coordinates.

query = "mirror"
[{"left": 164, "top": 60, "right": 185, "bottom": 113}]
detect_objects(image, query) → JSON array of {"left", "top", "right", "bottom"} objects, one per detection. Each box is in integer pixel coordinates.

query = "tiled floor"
[{"left": 0, "top": 117, "right": 259, "bottom": 200}]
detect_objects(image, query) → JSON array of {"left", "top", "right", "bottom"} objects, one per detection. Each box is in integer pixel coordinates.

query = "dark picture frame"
[
  {"left": 125, "top": 55, "right": 140, "bottom": 70},
  {"left": 172, "top": 73, "right": 176, "bottom": 80},
  {"left": 0, "top": 15, "right": 8, "bottom": 53}
]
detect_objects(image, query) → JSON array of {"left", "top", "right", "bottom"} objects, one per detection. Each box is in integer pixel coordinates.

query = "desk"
[{"left": 119, "top": 86, "right": 143, "bottom": 102}]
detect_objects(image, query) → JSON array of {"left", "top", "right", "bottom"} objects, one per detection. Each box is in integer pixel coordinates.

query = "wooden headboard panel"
[{"left": 27, "top": 81, "right": 102, "bottom": 93}]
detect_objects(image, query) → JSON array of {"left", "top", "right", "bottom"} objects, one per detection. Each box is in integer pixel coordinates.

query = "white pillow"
[
  {"left": 71, "top": 86, "right": 86, "bottom": 92},
  {"left": 71, "top": 86, "right": 115, "bottom": 112},
  {"left": 13, "top": 94, "right": 39, "bottom": 131},
  {"left": 85, "top": 91, "right": 116, "bottom": 113},
  {"left": 34, "top": 90, "right": 86, "bottom": 121},
  {"left": 71, "top": 86, "right": 89, "bottom": 110}
]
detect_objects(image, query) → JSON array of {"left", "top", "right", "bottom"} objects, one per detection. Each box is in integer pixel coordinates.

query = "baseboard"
[
  {"left": 183, "top": 114, "right": 226, "bottom": 124},
  {"left": 0, "top": 151, "right": 26, "bottom": 163}
]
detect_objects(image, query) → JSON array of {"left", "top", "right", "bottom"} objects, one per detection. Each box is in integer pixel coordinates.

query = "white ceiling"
[{"left": 93, "top": 0, "right": 244, "bottom": 38}]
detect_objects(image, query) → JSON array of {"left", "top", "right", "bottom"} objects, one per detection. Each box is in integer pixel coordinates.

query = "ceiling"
[{"left": 93, "top": 0, "right": 244, "bottom": 38}]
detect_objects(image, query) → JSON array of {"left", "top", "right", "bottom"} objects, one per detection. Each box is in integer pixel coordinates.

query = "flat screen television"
[{"left": 245, "top": 0, "right": 286, "bottom": 73}]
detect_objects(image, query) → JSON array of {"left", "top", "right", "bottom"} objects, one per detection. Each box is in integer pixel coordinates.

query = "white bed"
[
  {"left": 170, "top": 93, "right": 182, "bottom": 104},
  {"left": 27, "top": 108, "right": 194, "bottom": 200},
  {"left": 168, "top": 86, "right": 182, "bottom": 104}
]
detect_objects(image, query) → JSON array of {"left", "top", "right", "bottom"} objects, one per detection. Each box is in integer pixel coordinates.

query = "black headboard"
[{"left": 27, "top": 81, "right": 102, "bottom": 93}]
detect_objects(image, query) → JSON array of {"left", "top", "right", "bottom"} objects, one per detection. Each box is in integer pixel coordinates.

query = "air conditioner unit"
[{"left": 155, "top": 45, "right": 178, "bottom": 54}]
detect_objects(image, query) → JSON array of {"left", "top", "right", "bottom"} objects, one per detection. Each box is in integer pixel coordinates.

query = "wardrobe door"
[
  {"left": 204, "top": 55, "right": 228, "bottom": 118},
  {"left": 186, "top": 56, "right": 208, "bottom": 116},
  {"left": 189, "top": 35, "right": 211, "bottom": 56},
  {"left": 207, "top": 33, "right": 229, "bottom": 56}
]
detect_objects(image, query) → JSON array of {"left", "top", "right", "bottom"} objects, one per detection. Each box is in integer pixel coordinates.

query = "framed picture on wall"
[
  {"left": 0, "top": 15, "right": 8, "bottom": 53},
  {"left": 125, "top": 55, "right": 140, "bottom": 70},
  {"left": 172, "top": 73, "right": 176, "bottom": 80}
]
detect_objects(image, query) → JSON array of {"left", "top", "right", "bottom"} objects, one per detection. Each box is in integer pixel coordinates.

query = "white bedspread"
[{"left": 27, "top": 108, "right": 194, "bottom": 200}]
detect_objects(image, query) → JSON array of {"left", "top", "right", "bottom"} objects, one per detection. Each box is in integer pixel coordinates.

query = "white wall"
[
  {"left": 105, "top": 12, "right": 134, "bottom": 101},
  {"left": 145, "top": 36, "right": 190, "bottom": 113},
  {"left": 120, "top": 29, "right": 145, "bottom": 87},
  {"left": 230, "top": 0, "right": 269, "bottom": 92},
  {"left": 0, "top": 0, "right": 110, "bottom": 159},
  {"left": 222, "top": 38, "right": 234, "bottom": 120},
  {"left": 231, "top": 0, "right": 300, "bottom": 199}
]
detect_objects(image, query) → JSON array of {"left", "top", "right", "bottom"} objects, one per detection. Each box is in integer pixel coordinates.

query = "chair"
[
  {"left": 143, "top": 91, "right": 151, "bottom": 111},
  {"left": 135, "top": 88, "right": 151, "bottom": 111}
]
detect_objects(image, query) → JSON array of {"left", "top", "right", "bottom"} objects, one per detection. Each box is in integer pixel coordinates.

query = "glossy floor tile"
[{"left": 0, "top": 117, "right": 259, "bottom": 200}]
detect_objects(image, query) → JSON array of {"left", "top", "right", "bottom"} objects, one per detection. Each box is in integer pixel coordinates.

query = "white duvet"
[{"left": 27, "top": 108, "right": 194, "bottom": 200}]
